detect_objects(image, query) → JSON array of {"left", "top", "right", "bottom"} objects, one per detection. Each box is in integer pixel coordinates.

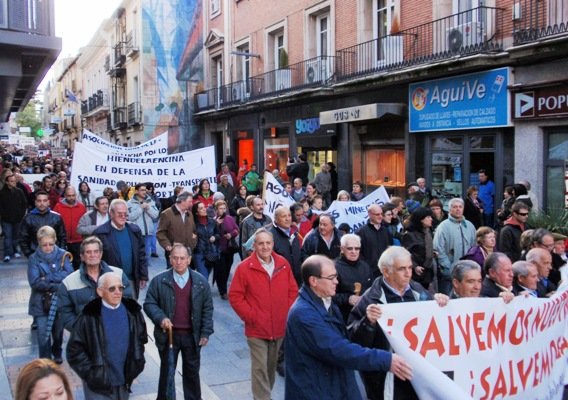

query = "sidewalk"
[{"left": 0, "top": 250, "right": 285, "bottom": 399}]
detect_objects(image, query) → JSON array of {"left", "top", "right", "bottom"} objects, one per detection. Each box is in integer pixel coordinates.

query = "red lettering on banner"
[
  {"left": 455, "top": 314, "right": 472, "bottom": 352},
  {"left": 486, "top": 313, "right": 506, "bottom": 348},
  {"left": 420, "top": 318, "right": 444, "bottom": 357},
  {"left": 472, "top": 312, "right": 487, "bottom": 351},
  {"left": 532, "top": 353, "right": 540, "bottom": 387},
  {"left": 448, "top": 316, "right": 460, "bottom": 355},
  {"left": 507, "top": 360, "right": 518, "bottom": 395},
  {"left": 403, "top": 317, "right": 419, "bottom": 351},
  {"left": 517, "top": 357, "right": 534, "bottom": 390},
  {"left": 509, "top": 310, "right": 525, "bottom": 345},
  {"left": 479, "top": 366, "right": 491, "bottom": 400},
  {"left": 493, "top": 366, "right": 508, "bottom": 398}
]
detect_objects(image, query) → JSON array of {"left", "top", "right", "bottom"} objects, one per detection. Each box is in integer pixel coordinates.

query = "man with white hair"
[
  {"left": 450, "top": 260, "right": 483, "bottom": 298},
  {"left": 512, "top": 261, "right": 539, "bottom": 297},
  {"left": 67, "top": 272, "right": 147, "bottom": 399},
  {"left": 433, "top": 197, "right": 476, "bottom": 295},
  {"left": 526, "top": 247, "right": 556, "bottom": 297},
  {"left": 348, "top": 246, "right": 448, "bottom": 400}
]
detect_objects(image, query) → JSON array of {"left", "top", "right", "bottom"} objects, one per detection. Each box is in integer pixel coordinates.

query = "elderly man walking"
[{"left": 229, "top": 228, "right": 298, "bottom": 400}]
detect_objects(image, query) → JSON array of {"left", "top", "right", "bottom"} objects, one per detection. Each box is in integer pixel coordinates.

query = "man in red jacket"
[
  {"left": 54, "top": 186, "right": 86, "bottom": 270},
  {"left": 229, "top": 227, "right": 298, "bottom": 400}
]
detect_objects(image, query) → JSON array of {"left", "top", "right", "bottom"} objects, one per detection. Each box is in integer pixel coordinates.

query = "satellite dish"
[{"left": 448, "top": 29, "right": 463, "bottom": 53}]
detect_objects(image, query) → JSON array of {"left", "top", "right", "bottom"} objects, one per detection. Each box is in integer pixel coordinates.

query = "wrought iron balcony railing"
[
  {"left": 127, "top": 102, "right": 141, "bottom": 125},
  {"left": 81, "top": 90, "right": 109, "bottom": 115},
  {"left": 513, "top": 0, "right": 568, "bottom": 44}
]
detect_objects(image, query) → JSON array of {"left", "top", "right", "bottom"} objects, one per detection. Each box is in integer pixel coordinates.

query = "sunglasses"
[
  {"left": 105, "top": 285, "right": 125, "bottom": 293},
  {"left": 345, "top": 247, "right": 361, "bottom": 251},
  {"left": 515, "top": 212, "right": 529, "bottom": 216}
]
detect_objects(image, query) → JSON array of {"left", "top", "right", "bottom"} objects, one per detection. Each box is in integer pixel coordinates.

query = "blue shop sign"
[
  {"left": 295, "top": 117, "right": 320, "bottom": 135},
  {"left": 409, "top": 67, "right": 511, "bottom": 132}
]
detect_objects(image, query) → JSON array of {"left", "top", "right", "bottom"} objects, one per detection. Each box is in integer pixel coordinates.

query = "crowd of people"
[{"left": 3, "top": 149, "right": 566, "bottom": 400}]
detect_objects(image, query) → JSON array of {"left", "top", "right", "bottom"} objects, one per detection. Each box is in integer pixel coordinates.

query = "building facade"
[{"left": 194, "top": 0, "right": 568, "bottom": 212}]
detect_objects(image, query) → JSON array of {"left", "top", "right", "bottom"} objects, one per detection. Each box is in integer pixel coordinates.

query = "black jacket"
[
  {"left": 333, "top": 256, "right": 374, "bottom": 322},
  {"left": 286, "top": 161, "right": 309, "bottom": 185},
  {"left": 0, "top": 185, "right": 27, "bottom": 223},
  {"left": 498, "top": 223, "right": 524, "bottom": 262},
  {"left": 356, "top": 222, "right": 392, "bottom": 277},
  {"left": 67, "top": 297, "right": 147, "bottom": 394},
  {"left": 19, "top": 208, "right": 67, "bottom": 256},
  {"left": 402, "top": 228, "right": 435, "bottom": 286},
  {"left": 94, "top": 221, "right": 148, "bottom": 286},
  {"left": 480, "top": 276, "right": 508, "bottom": 298},
  {"left": 269, "top": 225, "right": 302, "bottom": 286}
]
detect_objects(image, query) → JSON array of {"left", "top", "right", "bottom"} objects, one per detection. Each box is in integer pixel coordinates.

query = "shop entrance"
[{"left": 297, "top": 147, "right": 337, "bottom": 184}]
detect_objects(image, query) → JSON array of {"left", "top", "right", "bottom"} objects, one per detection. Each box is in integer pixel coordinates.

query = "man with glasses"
[
  {"left": 356, "top": 204, "right": 392, "bottom": 279},
  {"left": 348, "top": 246, "right": 448, "bottom": 400},
  {"left": 67, "top": 272, "right": 147, "bottom": 399},
  {"left": 285, "top": 254, "right": 413, "bottom": 400},
  {"left": 229, "top": 228, "right": 298, "bottom": 400},
  {"left": 144, "top": 244, "right": 214, "bottom": 400},
  {"left": 526, "top": 247, "right": 556, "bottom": 297},
  {"left": 498, "top": 201, "right": 530, "bottom": 262},
  {"left": 94, "top": 199, "right": 148, "bottom": 299},
  {"left": 58, "top": 236, "right": 132, "bottom": 331},
  {"left": 333, "top": 233, "right": 373, "bottom": 322}
]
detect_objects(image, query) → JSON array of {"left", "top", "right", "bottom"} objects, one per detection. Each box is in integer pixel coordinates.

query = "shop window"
[
  {"left": 431, "top": 152, "right": 463, "bottom": 209},
  {"left": 264, "top": 138, "right": 290, "bottom": 180},
  {"left": 470, "top": 136, "right": 495, "bottom": 150},
  {"left": 545, "top": 131, "right": 568, "bottom": 211},
  {"left": 364, "top": 148, "right": 405, "bottom": 192}
]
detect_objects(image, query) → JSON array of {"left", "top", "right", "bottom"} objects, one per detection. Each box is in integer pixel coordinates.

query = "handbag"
[
  {"left": 227, "top": 236, "right": 239, "bottom": 254},
  {"left": 204, "top": 243, "right": 220, "bottom": 263}
]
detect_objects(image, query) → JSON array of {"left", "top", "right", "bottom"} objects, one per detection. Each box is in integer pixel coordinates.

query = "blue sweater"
[{"left": 102, "top": 303, "right": 129, "bottom": 386}]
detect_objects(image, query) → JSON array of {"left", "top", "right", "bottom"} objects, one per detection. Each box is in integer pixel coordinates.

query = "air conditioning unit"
[
  {"left": 446, "top": 21, "right": 484, "bottom": 53},
  {"left": 231, "top": 84, "right": 243, "bottom": 102},
  {"left": 305, "top": 58, "right": 330, "bottom": 84}
]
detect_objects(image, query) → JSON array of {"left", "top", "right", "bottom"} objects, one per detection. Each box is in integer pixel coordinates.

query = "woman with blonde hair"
[
  {"left": 15, "top": 358, "right": 73, "bottom": 400},
  {"left": 461, "top": 226, "right": 497, "bottom": 274}
]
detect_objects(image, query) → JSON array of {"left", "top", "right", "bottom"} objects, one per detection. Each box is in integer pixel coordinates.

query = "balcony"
[
  {"left": 194, "top": 6, "right": 503, "bottom": 113},
  {"left": 81, "top": 90, "right": 109, "bottom": 117},
  {"left": 127, "top": 102, "right": 141, "bottom": 126},
  {"left": 125, "top": 32, "right": 139, "bottom": 58},
  {"left": 111, "top": 107, "right": 127, "bottom": 130},
  {"left": 513, "top": 0, "right": 568, "bottom": 45}
]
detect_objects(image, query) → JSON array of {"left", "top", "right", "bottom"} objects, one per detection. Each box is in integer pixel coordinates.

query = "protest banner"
[
  {"left": 70, "top": 142, "right": 217, "bottom": 198},
  {"left": 262, "top": 171, "right": 390, "bottom": 227},
  {"left": 50, "top": 147, "right": 67, "bottom": 158},
  {"left": 80, "top": 129, "right": 168, "bottom": 156},
  {"left": 263, "top": 171, "right": 295, "bottom": 219},
  {"left": 378, "top": 286, "right": 568, "bottom": 400}
]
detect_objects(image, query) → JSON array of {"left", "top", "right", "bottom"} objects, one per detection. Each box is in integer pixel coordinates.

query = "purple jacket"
[
  {"left": 218, "top": 214, "right": 239, "bottom": 252},
  {"left": 461, "top": 245, "right": 487, "bottom": 268}
]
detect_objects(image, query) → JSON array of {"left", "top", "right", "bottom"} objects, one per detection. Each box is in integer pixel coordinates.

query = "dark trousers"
[
  {"left": 158, "top": 332, "right": 201, "bottom": 400},
  {"left": 214, "top": 252, "right": 234, "bottom": 295},
  {"left": 67, "top": 242, "right": 82, "bottom": 270},
  {"left": 1, "top": 221, "right": 19, "bottom": 257}
]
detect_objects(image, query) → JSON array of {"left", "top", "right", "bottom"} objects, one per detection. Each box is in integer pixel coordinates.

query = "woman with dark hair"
[
  {"left": 191, "top": 201, "right": 220, "bottom": 280},
  {"left": 497, "top": 185, "right": 516, "bottom": 226},
  {"left": 193, "top": 179, "right": 216, "bottom": 208},
  {"left": 54, "top": 179, "right": 68, "bottom": 199},
  {"left": 402, "top": 207, "right": 435, "bottom": 290},
  {"left": 428, "top": 198, "right": 447, "bottom": 233},
  {"left": 382, "top": 203, "right": 402, "bottom": 246},
  {"left": 463, "top": 186, "right": 484, "bottom": 229},
  {"left": 513, "top": 183, "right": 533, "bottom": 210},
  {"left": 16, "top": 358, "right": 73, "bottom": 400},
  {"left": 230, "top": 184, "right": 247, "bottom": 220},
  {"left": 351, "top": 181, "right": 365, "bottom": 201},
  {"left": 77, "top": 181, "right": 96, "bottom": 212}
]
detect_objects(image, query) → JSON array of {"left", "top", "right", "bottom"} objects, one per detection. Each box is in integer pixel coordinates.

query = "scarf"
[{"left": 35, "top": 246, "right": 63, "bottom": 265}]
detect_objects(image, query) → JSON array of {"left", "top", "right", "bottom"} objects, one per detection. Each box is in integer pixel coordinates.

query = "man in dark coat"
[
  {"left": 480, "top": 252, "right": 514, "bottom": 298},
  {"left": 285, "top": 254, "right": 413, "bottom": 400},
  {"left": 94, "top": 199, "right": 148, "bottom": 299},
  {"left": 356, "top": 204, "right": 392, "bottom": 277},
  {"left": 498, "top": 201, "right": 529, "bottom": 262},
  {"left": 286, "top": 153, "right": 309, "bottom": 186},
  {"left": 67, "top": 271, "right": 146, "bottom": 398},
  {"left": 0, "top": 174, "right": 28, "bottom": 262}
]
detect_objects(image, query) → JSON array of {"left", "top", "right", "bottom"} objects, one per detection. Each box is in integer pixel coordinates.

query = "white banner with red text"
[{"left": 378, "top": 285, "right": 568, "bottom": 400}]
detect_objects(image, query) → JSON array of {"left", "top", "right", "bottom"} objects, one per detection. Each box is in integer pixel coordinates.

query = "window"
[
  {"left": 275, "top": 34, "right": 284, "bottom": 68},
  {"left": 317, "top": 14, "right": 330, "bottom": 57},
  {"left": 373, "top": 0, "right": 402, "bottom": 66},
  {"left": 236, "top": 43, "right": 251, "bottom": 95},
  {"left": 0, "top": 0, "right": 6, "bottom": 28},
  {"left": 211, "top": 0, "right": 220, "bottom": 16},
  {"left": 211, "top": 55, "right": 223, "bottom": 105},
  {"left": 545, "top": 130, "right": 568, "bottom": 211}
]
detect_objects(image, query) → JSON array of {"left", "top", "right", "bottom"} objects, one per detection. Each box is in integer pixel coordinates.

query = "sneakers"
[
  {"left": 14, "top": 252, "right": 21, "bottom": 258},
  {"left": 3, "top": 256, "right": 10, "bottom": 263}
]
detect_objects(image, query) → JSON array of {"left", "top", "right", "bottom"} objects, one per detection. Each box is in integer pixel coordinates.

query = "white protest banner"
[
  {"left": 262, "top": 171, "right": 295, "bottom": 219},
  {"left": 80, "top": 129, "right": 168, "bottom": 157},
  {"left": 21, "top": 174, "right": 49, "bottom": 186},
  {"left": 70, "top": 142, "right": 217, "bottom": 198},
  {"left": 378, "top": 286, "right": 568, "bottom": 400}
]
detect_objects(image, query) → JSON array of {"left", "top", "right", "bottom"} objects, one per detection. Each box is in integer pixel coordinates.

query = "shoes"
[
  {"left": 220, "top": 294, "right": 228, "bottom": 300},
  {"left": 53, "top": 356, "right": 63, "bottom": 364},
  {"left": 151, "top": 253, "right": 159, "bottom": 258},
  {"left": 276, "top": 363, "right": 285, "bottom": 377},
  {"left": 14, "top": 252, "right": 21, "bottom": 258},
  {"left": 3, "top": 256, "right": 9, "bottom": 262},
  {"left": 31, "top": 322, "right": 37, "bottom": 330}
]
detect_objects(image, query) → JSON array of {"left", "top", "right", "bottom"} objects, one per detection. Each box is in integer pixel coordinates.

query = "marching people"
[
  {"left": 498, "top": 201, "right": 530, "bottom": 262},
  {"left": 76, "top": 196, "right": 110, "bottom": 237},
  {"left": 94, "top": 199, "right": 148, "bottom": 299},
  {"left": 402, "top": 207, "right": 436, "bottom": 291},
  {"left": 356, "top": 204, "right": 392, "bottom": 278},
  {"left": 285, "top": 254, "right": 413, "bottom": 400},
  {"left": 127, "top": 183, "right": 160, "bottom": 261},
  {"left": 67, "top": 272, "right": 147, "bottom": 399},
  {"left": 144, "top": 244, "right": 214, "bottom": 400},
  {"left": 191, "top": 201, "right": 220, "bottom": 280},
  {"left": 449, "top": 260, "right": 483, "bottom": 298},
  {"left": 301, "top": 213, "right": 342, "bottom": 261},
  {"left": 77, "top": 181, "right": 97, "bottom": 212},
  {"left": 0, "top": 173, "right": 28, "bottom": 262},
  {"left": 27, "top": 226, "right": 73, "bottom": 362},
  {"left": 214, "top": 200, "right": 239, "bottom": 299},
  {"left": 480, "top": 252, "right": 515, "bottom": 298},
  {"left": 57, "top": 236, "right": 133, "bottom": 332},
  {"left": 15, "top": 359, "right": 74, "bottom": 400},
  {"left": 239, "top": 196, "right": 272, "bottom": 258},
  {"left": 54, "top": 186, "right": 86, "bottom": 270},
  {"left": 229, "top": 228, "right": 298, "bottom": 400}
]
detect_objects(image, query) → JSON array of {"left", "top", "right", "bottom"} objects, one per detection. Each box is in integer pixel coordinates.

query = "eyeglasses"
[
  {"left": 317, "top": 274, "right": 338, "bottom": 281},
  {"left": 113, "top": 212, "right": 128, "bottom": 217},
  {"left": 515, "top": 212, "right": 529, "bottom": 216},
  {"left": 105, "top": 285, "right": 125, "bottom": 293},
  {"left": 345, "top": 247, "right": 361, "bottom": 251}
]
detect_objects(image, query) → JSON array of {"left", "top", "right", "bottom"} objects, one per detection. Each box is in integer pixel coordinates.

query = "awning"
[{"left": 319, "top": 103, "right": 405, "bottom": 125}]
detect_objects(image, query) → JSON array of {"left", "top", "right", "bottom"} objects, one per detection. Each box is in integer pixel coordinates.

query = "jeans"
[
  {"left": 158, "top": 332, "right": 201, "bottom": 400},
  {"left": 36, "top": 313, "right": 63, "bottom": 359},
  {"left": 193, "top": 253, "right": 210, "bottom": 280},
  {"left": 2, "top": 221, "right": 19, "bottom": 257},
  {"left": 143, "top": 235, "right": 152, "bottom": 260}
]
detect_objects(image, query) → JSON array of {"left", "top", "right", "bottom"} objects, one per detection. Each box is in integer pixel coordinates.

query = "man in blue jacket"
[{"left": 285, "top": 255, "right": 412, "bottom": 400}]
